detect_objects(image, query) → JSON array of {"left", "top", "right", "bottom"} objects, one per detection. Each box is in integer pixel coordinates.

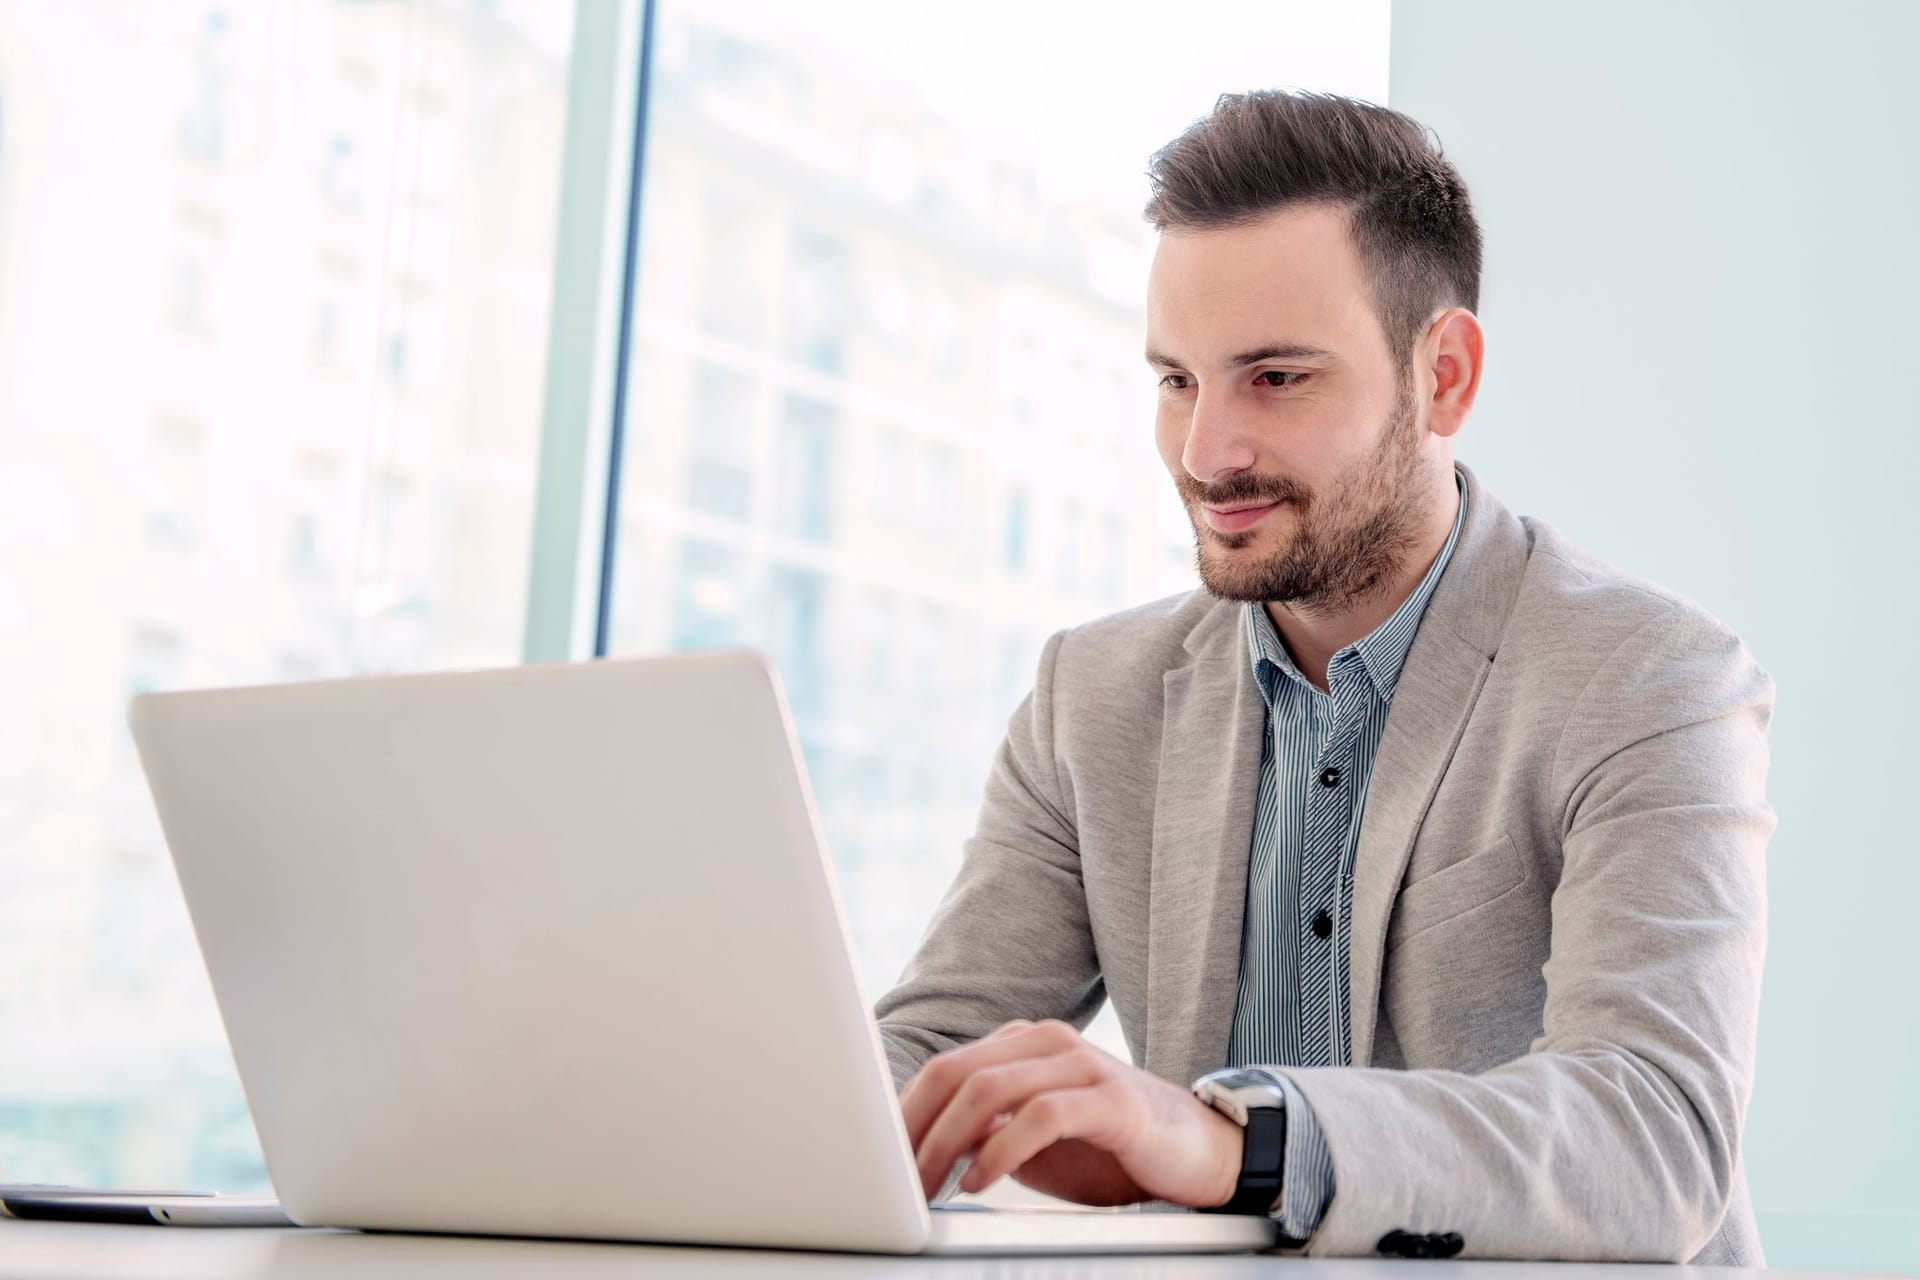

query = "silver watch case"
[{"left": 1191, "top": 1067, "right": 1288, "bottom": 1127}]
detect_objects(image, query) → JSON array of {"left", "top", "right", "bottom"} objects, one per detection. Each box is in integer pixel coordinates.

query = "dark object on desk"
[
  {"left": 0, "top": 1186, "right": 293, "bottom": 1227},
  {"left": 1377, "top": 1228, "right": 1465, "bottom": 1259}
]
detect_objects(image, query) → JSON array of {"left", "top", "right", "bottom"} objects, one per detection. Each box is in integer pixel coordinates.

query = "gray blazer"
[{"left": 875, "top": 462, "right": 1774, "bottom": 1264}]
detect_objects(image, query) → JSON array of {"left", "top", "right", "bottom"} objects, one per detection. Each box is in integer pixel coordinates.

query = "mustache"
[{"left": 1175, "top": 471, "right": 1312, "bottom": 508}]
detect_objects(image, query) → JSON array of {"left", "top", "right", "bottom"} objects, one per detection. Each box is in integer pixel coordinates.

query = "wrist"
[
  {"left": 1190, "top": 1067, "right": 1288, "bottom": 1215},
  {"left": 1199, "top": 1106, "right": 1243, "bottom": 1209}
]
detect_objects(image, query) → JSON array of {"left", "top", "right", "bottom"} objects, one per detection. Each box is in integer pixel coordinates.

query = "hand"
[{"left": 900, "top": 1019, "right": 1244, "bottom": 1208}]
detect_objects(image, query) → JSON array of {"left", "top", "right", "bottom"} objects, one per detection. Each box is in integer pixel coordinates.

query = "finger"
[
  {"left": 960, "top": 1085, "right": 1126, "bottom": 1196},
  {"left": 900, "top": 1020, "right": 1077, "bottom": 1146},
  {"left": 914, "top": 1049, "right": 1106, "bottom": 1199}
]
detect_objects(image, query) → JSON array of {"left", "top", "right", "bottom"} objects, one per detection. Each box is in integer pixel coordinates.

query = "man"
[{"left": 873, "top": 90, "right": 1773, "bottom": 1264}]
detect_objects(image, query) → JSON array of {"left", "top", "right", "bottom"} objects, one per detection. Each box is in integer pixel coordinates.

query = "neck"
[{"left": 1264, "top": 472, "right": 1461, "bottom": 692}]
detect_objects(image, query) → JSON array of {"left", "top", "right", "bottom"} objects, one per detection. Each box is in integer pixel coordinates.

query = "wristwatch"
[{"left": 1191, "top": 1067, "right": 1289, "bottom": 1217}]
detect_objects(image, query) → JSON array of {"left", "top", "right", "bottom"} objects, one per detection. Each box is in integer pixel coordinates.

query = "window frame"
[{"left": 522, "top": 0, "right": 658, "bottom": 663}]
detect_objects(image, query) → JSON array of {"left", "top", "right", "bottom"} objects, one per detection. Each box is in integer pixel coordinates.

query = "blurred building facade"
[
  {"left": 0, "top": 0, "right": 569, "bottom": 1187},
  {"left": 613, "top": 4, "right": 1195, "bottom": 989},
  {"left": 0, "top": 0, "right": 1192, "bottom": 1189}
]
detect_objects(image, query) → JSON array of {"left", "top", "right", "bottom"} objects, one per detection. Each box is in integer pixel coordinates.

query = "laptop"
[{"left": 127, "top": 650, "right": 1275, "bottom": 1255}]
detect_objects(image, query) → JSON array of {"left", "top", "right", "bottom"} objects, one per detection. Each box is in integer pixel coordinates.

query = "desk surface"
[{"left": 1, "top": 1220, "right": 1896, "bottom": 1280}]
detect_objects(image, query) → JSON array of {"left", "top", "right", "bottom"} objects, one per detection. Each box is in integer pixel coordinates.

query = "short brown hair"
[{"left": 1145, "top": 90, "right": 1483, "bottom": 372}]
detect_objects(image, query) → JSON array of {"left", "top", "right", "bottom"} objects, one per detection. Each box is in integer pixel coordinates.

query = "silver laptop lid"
[{"left": 129, "top": 650, "right": 932, "bottom": 1252}]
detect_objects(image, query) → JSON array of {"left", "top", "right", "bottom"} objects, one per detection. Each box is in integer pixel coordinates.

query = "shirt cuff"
[{"left": 1265, "top": 1070, "right": 1335, "bottom": 1245}]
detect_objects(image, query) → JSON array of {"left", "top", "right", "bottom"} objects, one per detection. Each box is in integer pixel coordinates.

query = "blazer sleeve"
[
  {"left": 873, "top": 629, "right": 1106, "bottom": 1089},
  {"left": 1262, "top": 605, "right": 1775, "bottom": 1261}
]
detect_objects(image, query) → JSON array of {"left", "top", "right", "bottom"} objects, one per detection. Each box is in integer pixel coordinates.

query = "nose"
[{"left": 1180, "top": 386, "right": 1259, "bottom": 485}]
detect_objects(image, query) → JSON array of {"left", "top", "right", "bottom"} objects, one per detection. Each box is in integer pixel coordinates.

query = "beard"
[{"left": 1176, "top": 374, "right": 1433, "bottom": 613}]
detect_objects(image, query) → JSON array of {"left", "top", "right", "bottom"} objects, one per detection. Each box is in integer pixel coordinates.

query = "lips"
[{"left": 1201, "top": 499, "right": 1286, "bottom": 534}]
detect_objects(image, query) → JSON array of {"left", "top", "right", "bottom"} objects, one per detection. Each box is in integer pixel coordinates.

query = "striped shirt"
[{"left": 1224, "top": 471, "right": 1466, "bottom": 1241}]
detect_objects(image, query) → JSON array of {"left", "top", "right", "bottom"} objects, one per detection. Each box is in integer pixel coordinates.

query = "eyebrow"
[{"left": 1145, "top": 343, "right": 1337, "bottom": 369}]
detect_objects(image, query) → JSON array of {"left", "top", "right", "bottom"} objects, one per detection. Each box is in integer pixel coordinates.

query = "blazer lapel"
[
  {"left": 1144, "top": 606, "right": 1266, "bottom": 1088},
  {"left": 1345, "top": 462, "right": 1528, "bottom": 1065},
  {"left": 1344, "top": 625, "right": 1491, "bottom": 1065}
]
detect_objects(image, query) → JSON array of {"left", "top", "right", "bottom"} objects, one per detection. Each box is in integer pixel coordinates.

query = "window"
[
  {"left": 320, "top": 132, "right": 363, "bottom": 211},
  {"left": 684, "top": 362, "right": 758, "bottom": 522},
  {"left": 310, "top": 249, "right": 361, "bottom": 372},
  {"left": 178, "top": 9, "right": 234, "bottom": 164},
  {"left": 786, "top": 225, "right": 853, "bottom": 375},
  {"left": 0, "top": 0, "right": 574, "bottom": 1189},
  {"left": 608, "top": 0, "right": 1386, "bottom": 1008},
  {"left": 671, "top": 539, "right": 748, "bottom": 650},
  {"left": 1003, "top": 487, "right": 1028, "bottom": 575},
  {"left": 774, "top": 394, "right": 837, "bottom": 544},
  {"left": 0, "top": 0, "right": 1386, "bottom": 1194},
  {"left": 285, "top": 449, "right": 343, "bottom": 580},
  {"left": 766, "top": 565, "right": 826, "bottom": 719}
]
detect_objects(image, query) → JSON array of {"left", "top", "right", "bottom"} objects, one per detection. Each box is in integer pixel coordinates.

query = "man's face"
[{"left": 1146, "top": 204, "right": 1437, "bottom": 611}]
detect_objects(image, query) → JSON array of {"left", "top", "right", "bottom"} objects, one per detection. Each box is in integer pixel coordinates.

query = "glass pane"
[
  {"left": 609, "top": 1, "right": 1390, "bottom": 1014},
  {"left": 0, "top": 1, "right": 572, "bottom": 1188}
]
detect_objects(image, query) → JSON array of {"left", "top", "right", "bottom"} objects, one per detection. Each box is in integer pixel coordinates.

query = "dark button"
[
  {"left": 1377, "top": 1230, "right": 1464, "bottom": 1259},
  {"left": 1312, "top": 909, "right": 1333, "bottom": 940},
  {"left": 1318, "top": 765, "right": 1342, "bottom": 788},
  {"left": 1378, "top": 1231, "right": 1416, "bottom": 1258}
]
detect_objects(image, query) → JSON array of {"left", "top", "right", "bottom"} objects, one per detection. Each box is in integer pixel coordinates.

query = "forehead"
[{"left": 1146, "top": 204, "right": 1387, "bottom": 366}]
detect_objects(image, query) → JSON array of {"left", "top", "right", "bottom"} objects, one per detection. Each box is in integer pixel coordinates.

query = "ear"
[{"left": 1420, "top": 308, "right": 1484, "bottom": 440}]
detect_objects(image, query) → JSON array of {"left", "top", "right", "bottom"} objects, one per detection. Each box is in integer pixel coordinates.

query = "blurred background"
[
  {"left": 0, "top": 0, "right": 1385, "bottom": 1192},
  {"left": 0, "top": 0, "right": 1912, "bottom": 1271}
]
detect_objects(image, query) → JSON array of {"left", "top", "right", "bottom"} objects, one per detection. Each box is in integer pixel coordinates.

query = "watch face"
[{"left": 1210, "top": 1069, "right": 1279, "bottom": 1092}]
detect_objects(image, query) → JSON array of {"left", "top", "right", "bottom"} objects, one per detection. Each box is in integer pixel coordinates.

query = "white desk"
[{"left": 0, "top": 1221, "right": 1869, "bottom": 1280}]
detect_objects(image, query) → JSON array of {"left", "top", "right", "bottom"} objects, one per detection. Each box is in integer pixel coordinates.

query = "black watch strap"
[{"left": 1201, "top": 1104, "right": 1287, "bottom": 1216}]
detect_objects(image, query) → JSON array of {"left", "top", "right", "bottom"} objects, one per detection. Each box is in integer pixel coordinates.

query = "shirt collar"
[{"left": 1244, "top": 469, "right": 1467, "bottom": 705}]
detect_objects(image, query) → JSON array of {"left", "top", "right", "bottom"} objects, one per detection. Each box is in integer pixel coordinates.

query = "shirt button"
[
  {"left": 1318, "top": 766, "right": 1342, "bottom": 788},
  {"left": 1312, "top": 909, "right": 1333, "bottom": 939}
]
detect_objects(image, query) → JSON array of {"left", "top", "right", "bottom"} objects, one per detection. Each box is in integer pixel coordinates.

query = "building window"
[
  {"left": 285, "top": 448, "right": 340, "bottom": 580},
  {"left": 178, "top": 8, "right": 234, "bottom": 164},
  {"left": 922, "top": 443, "right": 958, "bottom": 532},
  {"left": 786, "top": 224, "right": 852, "bottom": 375},
  {"left": 1004, "top": 488, "right": 1028, "bottom": 574},
  {"left": 773, "top": 394, "right": 836, "bottom": 544},
  {"left": 320, "top": 132, "right": 362, "bottom": 211},
  {"left": 383, "top": 331, "right": 410, "bottom": 387},
  {"left": 767, "top": 565, "right": 825, "bottom": 719},
  {"left": 671, "top": 540, "right": 748, "bottom": 651},
  {"left": 685, "top": 362, "right": 757, "bottom": 522}
]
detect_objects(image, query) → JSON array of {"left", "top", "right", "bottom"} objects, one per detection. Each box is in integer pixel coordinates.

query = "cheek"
[{"left": 1284, "top": 399, "right": 1373, "bottom": 470}]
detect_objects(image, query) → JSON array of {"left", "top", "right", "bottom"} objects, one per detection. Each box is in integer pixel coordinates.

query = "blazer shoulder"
[
  {"left": 1509, "top": 517, "right": 1772, "bottom": 723},
  {"left": 1516, "top": 517, "right": 1749, "bottom": 652}
]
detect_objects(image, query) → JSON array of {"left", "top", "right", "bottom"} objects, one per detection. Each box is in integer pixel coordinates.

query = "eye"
[
  {"left": 1257, "top": 370, "right": 1309, "bottom": 389},
  {"left": 1158, "top": 373, "right": 1192, "bottom": 391}
]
